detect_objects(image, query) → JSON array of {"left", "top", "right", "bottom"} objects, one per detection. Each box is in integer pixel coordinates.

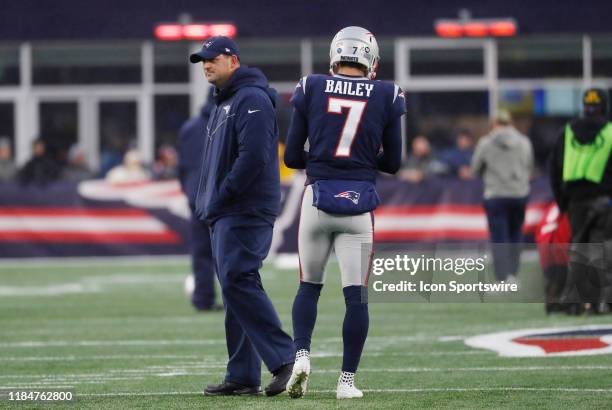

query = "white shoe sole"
[
  {"left": 336, "top": 392, "right": 363, "bottom": 399},
  {"left": 336, "top": 385, "right": 363, "bottom": 399},
  {"left": 287, "top": 370, "right": 309, "bottom": 399}
]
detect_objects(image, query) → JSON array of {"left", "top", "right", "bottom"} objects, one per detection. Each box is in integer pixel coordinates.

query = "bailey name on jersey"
[{"left": 324, "top": 79, "right": 374, "bottom": 98}]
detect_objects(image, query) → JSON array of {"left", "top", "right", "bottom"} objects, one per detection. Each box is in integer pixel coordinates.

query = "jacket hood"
[
  {"left": 214, "top": 66, "right": 277, "bottom": 107},
  {"left": 570, "top": 117, "right": 608, "bottom": 144},
  {"left": 491, "top": 126, "right": 520, "bottom": 150},
  {"left": 200, "top": 92, "right": 215, "bottom": 120},
  {"left": 200, "top": 88, "right": 215, "bottom": 119}
]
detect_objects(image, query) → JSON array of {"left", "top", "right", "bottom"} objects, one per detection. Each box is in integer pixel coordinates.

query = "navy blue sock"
[
  {"left": 292, "top": 281, "right": 323, "bottom": 351},
  {"left": 342, "top": 285, "right": 369, "bottom": 373}
]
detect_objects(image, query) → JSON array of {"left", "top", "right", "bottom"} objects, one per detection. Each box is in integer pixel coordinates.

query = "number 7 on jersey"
[{"left": 327, "top": 97, "right": 367, "bottom": 157}]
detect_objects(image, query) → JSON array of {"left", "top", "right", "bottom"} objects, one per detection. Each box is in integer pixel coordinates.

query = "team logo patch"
[
  {"left": 334, "top": 191, "right": 360, "bottom": 205},
  {"left": 465, "top": 325, "right": 612, "bottom": 357}
]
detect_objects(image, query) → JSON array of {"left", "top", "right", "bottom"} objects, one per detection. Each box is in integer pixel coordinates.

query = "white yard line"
[
  {"left": 0, "top": 385, "right": 75, "bottom": 389},
  {"left": 0, "top": 335, "right": 430, "bottom": 348},
  {"left": 3, "top": 365, "right": 612, "bottom": 381},
  {"left": 438, "top": 335, "right": 465, "bottom": 342},
  {"left": 0, "top": 351, "right": 487, "bottom": 362},
  {"left": 0, "top": 354, "right": 202, "bottom": 361},
  {"left": 0, "top": 274, "right": 186, "bottom": 296},
  {"left": 0, "top": 339, "right": 226, "bottom": 348},
  {"left": 1, "top": 315, "right": 220, "bottom": 328},
  {"left": 79, "top": 391, "right": 202, "bottom": 397}
]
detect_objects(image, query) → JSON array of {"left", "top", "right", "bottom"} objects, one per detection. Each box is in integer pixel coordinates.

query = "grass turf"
[{"left": 0, "top": 257, "right": 611, "bottom": 409}]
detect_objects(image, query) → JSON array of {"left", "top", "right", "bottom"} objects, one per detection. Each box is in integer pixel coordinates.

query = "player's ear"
[{"left": 231, "top": 55, "right": 240, "bottom": 68}]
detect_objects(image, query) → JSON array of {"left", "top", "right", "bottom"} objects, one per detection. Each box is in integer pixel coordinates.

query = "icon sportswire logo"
[{"left": 334, "top": 191, "right": 360, "bottom": 205}]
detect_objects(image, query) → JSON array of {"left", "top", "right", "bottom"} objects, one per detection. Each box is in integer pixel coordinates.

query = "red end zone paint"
[
  {"left": 513, "top": 338, "right": 610, "bottom": 354},
  {"left": 465, "top": 326, "right": 612, "bottom": 357}
]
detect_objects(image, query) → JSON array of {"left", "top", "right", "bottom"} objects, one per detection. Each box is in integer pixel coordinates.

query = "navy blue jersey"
[{"left": 285, "top": 73, "right": 405, "bottom": 182}]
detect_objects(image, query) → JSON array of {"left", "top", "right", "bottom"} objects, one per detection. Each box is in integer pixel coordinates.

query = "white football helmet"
[{"left": 329, "top": 26, "right": 380, "bottom": 79}]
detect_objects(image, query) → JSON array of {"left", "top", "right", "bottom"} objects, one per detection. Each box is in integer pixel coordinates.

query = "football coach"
[{"left": 189, "top": 37, "right": 294, "bottom": 396}]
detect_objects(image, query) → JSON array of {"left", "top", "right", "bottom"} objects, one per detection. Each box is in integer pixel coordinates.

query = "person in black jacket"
[
  {"left": 549, "top": 88, "right": 612, "bottom": 313},
  {"left": 177, "top": 91, "right": 220, "bottom": 311},
  {"left": 189, "top": 36, "right": 294, "bottom": 397},
  {"left": 18, "top": 138, "right": 61, "bottom": 187}
]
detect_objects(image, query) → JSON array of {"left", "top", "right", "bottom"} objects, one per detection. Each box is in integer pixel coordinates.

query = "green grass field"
[{"left": 1, "top": 257, "right": 611, "bottom": 409}]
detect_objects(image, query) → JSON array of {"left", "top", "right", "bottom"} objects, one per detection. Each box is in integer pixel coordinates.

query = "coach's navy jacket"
[
  {"left": 177, "top": 98, "right": 214, "bottom": 209},
  {"left": 195, "top": 66, "right": 281, "bottom": 225}
]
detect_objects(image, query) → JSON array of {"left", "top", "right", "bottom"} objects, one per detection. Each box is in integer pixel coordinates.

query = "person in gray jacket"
[{"left": 472, "top": 109, "right": 534, "bottom": 282}]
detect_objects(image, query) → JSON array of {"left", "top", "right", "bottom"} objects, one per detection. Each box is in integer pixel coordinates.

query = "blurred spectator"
[
  {"left": 472, "top": 109, "right": 534, "bottom": 283},
  {"left": 106, "top": 149, "right": 149, "bottom": 184},
  {"left": 439, "top": 129, "right": 475, "bottom": 179},
  {"left": 17, "top": 138, "right": 62, "bottom": 186},
  {"left": 177, "top": 95, "right": 220, "bottom": 311},
  {"left": 99, "top": 134, "right": 130, "bottom": 178},
  {"left": 152, "top": 144, "right": 178, "bottom": 180},
  {"left": 398, "top": 135, "right": 448, "bottom": 183},
  {"left": 428, "top": 125, "right": 454, "bottom": 151},
  {"left": 61, "top": 144, "right": 94, "bottom": 181},
  {"left": 549, "top": 88, "right": 612, "bottom": 314},
  {"left": 0, "top": 137, "right": 16, "bottom": 181}
]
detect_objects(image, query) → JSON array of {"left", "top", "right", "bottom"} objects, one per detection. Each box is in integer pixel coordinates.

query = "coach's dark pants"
[
  {"left": 190, "top": 214, "right": 216, "bottom": 309},
  {"left": 483, "top": 197, "right": 527, "bottom": 281},
  {"left": 211, "top": 215, "right": 294, "bottom": 387}
]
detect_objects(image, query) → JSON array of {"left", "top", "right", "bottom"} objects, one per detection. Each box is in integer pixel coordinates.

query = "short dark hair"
[
  {"left": 32, "top": 137, "right": 45, "bottom": 146},
  {"left": 336, "top": 61, "right": 368, "bottom": 76}
]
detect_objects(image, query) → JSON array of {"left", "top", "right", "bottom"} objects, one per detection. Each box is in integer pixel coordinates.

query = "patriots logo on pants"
[{"left": 334, "top": 191, "right": 360, "bottom": 205}]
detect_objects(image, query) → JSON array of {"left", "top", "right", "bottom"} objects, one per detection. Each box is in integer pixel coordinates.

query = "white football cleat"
[
  {"left": 287, "top": 349, "right": 310, "bottom": 398},
  {"left": 336, "top": 371, "right": 363, "bottom": 399}
]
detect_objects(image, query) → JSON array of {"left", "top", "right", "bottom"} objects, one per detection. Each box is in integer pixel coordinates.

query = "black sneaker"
[
  {"left": 193, "top": 303, "right": 224, "bottom": 312},
  {"left": 264, "top": 363, "right": 294, "bottom": 397},
  {"left": 204, "top": 381, "right": 262, "bottom": 396}
]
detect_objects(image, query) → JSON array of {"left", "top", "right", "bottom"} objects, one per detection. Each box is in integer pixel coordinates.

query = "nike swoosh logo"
[{"left": 247, "top": 109, "right": 260, "bottom": 114}]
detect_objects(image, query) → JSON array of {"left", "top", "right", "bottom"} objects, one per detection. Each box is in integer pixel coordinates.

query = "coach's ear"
[{"left": 230, "top": 55, "right": 240, "bottom": 69}]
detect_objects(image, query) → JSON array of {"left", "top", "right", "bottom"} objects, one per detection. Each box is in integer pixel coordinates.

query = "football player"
[{"left": 284, "top": 26, "right": 405, "bottom": 399}]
